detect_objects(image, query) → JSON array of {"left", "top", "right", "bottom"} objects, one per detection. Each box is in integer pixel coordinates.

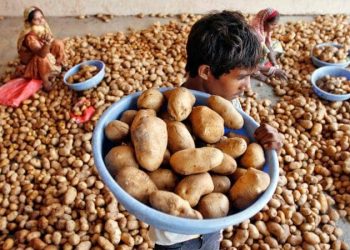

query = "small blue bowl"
[
  {"left": 63, "top": 60, "right": 105, "bottom": 91},
  {"left": 311, "top": 66, "right": 350, "bottom": 101},
  {"left": 92, "top": 88, "right": 279, "bottom": 234},
  {"left": 311, "top": 42, "right": 350, "bottom": 68}
]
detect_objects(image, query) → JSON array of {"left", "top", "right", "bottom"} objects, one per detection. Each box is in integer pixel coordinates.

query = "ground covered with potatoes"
[{"left": 0, "top": 14, "right": 350, "bottom": 250}]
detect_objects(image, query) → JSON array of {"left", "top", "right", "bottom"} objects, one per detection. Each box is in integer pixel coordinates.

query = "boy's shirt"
[
  {"left": 150, "top": 98, "right": 242, "bottom": 246},
  {"left": 231, "top": 98, "right": 242, "bottom": 110},
  {"left": 149, "top": 227, "right": 200, "bottom": 246}
]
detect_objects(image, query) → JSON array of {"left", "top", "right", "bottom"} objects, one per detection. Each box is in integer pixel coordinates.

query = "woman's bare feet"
[
  {"left": 42, "top": 74, "right": 52, "bottom": 91},
  {"left": 12, "top": 65, "right": 26, "bottom": 78},
  {"left": 43, "top": 80, "right": 52, "bottom": 91}
]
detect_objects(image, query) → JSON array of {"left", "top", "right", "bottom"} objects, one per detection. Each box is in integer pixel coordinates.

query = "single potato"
[
  {"left": 212, "top": 175, "right": 231, "bottom": 193},
  {"left": 175, "top": 173, "right": 214, "bottom": 207},
  {"left": 137, "top": 88, "right": 164, "bottom": 112},
  {"left": 240, "top": 143, "right": 266, "bottom": 169},
  {"left": 131, "top": 115, "right": 168, "bottom": 171},
  {"left": 227, "top": 132, "right": 250, "bottom": 144},
  {"left": 190, "top": 106, "right": 224, "bottom": 143},
  {"left": 170, "top": 147, "right": 224, "bottom": 175},
  {"left": 149, "top": 168, "right": 178, "bottom": 191},
  {"left": 198, "top": 193, "right": 230, "bottom": 218},
  {"left": 120, "top": 110, "right": 137, "bottom": 125},
  {"left": 116, "top": 167, "right": 157, "bottom": 203},
  {"left": 105, "top": 145, "right": 139, "bottom": 176},
  {"left": 167, "top": 121, "right": 195, "bottom": 153},
  {"left": 149, "top": 190, "right": 202, "bottom": 219},
  {"left": 211, "top": 153, "right": 237, "bottom": 175},
  {"left": 131, "top": 109, "right": 156, "bottom": 129},
  {"left": 215, "top": 137, "right": 247, "bottom": 158},
  {"left": 166, "top": 87, "right": 196, "bottom": 121},
  {"left": 229, "top": 168, "right": 270, "bottom": 209},
  {"left": 105, "top": 120, "right": 129, "bottom": 142},
  {"left": 208, "top": 95, "right": 244, "bottom": 129}
]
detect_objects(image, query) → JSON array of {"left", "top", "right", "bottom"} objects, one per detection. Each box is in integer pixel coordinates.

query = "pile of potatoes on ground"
[
  {"left": 0, "top": 13, "right": 350, "bottom": 250},
  {"left": 104, "top": 87, "right": 270, "bottom": 219},
  {"left": 316, "top": 75, "right": 350, "bottom": 95}
]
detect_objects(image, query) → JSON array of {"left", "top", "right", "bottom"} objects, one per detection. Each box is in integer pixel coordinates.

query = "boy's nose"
[{"left": 243, "top": 77, "right": 251, "bottom": 90}]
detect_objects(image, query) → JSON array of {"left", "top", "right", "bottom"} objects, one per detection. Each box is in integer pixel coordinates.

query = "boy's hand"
[{"left": 254, "top": 123, "right": 283, "bottom": 152}]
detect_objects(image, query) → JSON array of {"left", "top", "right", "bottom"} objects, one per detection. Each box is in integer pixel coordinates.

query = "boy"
[{"left": 151, "top": 10, "right": 283, "bottom": 250}]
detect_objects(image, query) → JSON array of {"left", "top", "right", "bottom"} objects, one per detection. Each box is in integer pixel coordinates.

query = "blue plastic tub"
[
  {"left": 311, "top": 42, "right": 350, "bottom": 68},
  {"left": 92, "top": 88, "right": 279, "bottom": 234},
  {"left": 311, "top": 66, "right": 350, "bottom": 102},
  {"left": 63, "top": 60, "right": 105, "bottom": 91}
]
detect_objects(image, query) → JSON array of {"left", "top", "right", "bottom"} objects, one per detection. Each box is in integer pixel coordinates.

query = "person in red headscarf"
[
  {"left": 251, "top": 8, "right": 287, "bottom": 82},
  {"left": 17, "top": 6, "right": 65, "bottom": 91}
]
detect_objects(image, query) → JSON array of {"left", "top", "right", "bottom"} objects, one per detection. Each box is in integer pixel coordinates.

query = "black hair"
[
  {"left": 266, "top": 14, "right": 280, "bottom": 24},
  {"left": 185, "top": 10, "right": 261, "bottom": 79},
  {"left": 27, "top": 8, "right": 43, "bottom": 24}
]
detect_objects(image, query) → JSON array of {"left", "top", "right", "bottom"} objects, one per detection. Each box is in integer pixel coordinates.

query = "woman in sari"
[
  {"left": 17, "top": 6, "right": 65, "bottom": 91},
  {"left": 251, "top": 8, "right": 287, "bottom": 82}
]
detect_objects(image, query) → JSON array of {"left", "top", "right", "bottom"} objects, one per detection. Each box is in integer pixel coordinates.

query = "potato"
[
  {"left": 131, "top": 109, "right": 156, "bottom": 128},
  {"left": 105, "top": 145, "right": 139, "bottom": 176},
  {"left": 149, "top": 169, "right": 178, "bottom": 191},
  {"left": 104, "top": 120, "right": 129, "bottom": 142},
  {"left": 149, "top": 191, "right": 202, "bottom": 219},
  {"left": 137, "top": 88, "right": 164, "bottom": 112},
  {"left": 231, "top": 168, "right": 247, "bottom": 182},
  {"left": 170, "top": 147, "right": 224, "bottom": 175},
  {"left": 208, "top": 95, "right": 244, "bottom": 129},
  {"left": 167, "top": 121, "right": 195, "bottom": 153},
  {"left": 120, "top": 110, "right": 137, "bottom": 125},
  {"left": 215, "top": 137, "right": 247, "bottom": 158},
  {"left": 175, "top": 173, "right": 214, "bottom": 207},
  {"left": 131, "top": 115, "right": 167, "bottom": 171},
  {"left": 166, "top": 87, "right": 196, "bottom": 121},
  {"left": 227, "top": 132, "right": 250, "bottom": 144},
  {"left": 211, "top": 153, "right": 237, "bottom": 175},
  {"left": 240, "top": 143, "right": 266, "bottom": 169},
  {"left": 189, "top": 106, "right": 224, "bottom": 143},
  {"left": 198, "top": 193, "right": 230, "bottom": 218},
  {"left": 212, "top": 175, "right": 231, "bottom": 193},
  {"left": 116, "top": 167, "right": 157, "bottom": 203},
  {"left": 229, "top": 168, "right": 270, "bottom": 209}
]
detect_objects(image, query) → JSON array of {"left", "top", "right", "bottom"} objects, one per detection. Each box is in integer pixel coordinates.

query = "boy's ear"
[{"left": 198, "top": 65, "right": 211, "bottom": 80}]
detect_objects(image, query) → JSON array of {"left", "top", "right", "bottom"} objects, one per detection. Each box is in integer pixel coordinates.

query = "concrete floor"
[{"left": 0, "top": 15, "right": 349, "bottom": 245}]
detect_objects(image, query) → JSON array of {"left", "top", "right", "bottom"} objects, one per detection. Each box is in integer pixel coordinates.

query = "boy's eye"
[{"left": 238, "top": 75, "right": 249, "bottom": 80}]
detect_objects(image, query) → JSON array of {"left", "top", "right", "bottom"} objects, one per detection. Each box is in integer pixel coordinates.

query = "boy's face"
[{"left": 202, "top": 68, "right": 253, "bottom": 100}]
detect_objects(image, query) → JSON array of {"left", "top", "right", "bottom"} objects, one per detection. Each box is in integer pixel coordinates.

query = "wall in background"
[
  {"left": 0, "top": 0, "right": 350, "bottom": 16},
  {"left": 1, "top": 0, "right": 349, "bottom": 16}
]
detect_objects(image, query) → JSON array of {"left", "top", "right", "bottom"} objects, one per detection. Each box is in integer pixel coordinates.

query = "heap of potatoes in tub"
[{"left": 104, "top": 87, "right": 270, "bottom": 219}]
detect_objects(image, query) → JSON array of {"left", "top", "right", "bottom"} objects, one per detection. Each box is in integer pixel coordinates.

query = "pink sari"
[
  {"left": 251, "top": 8, "right": 279, "bottom": 46},
  {"left": 251, "top": 8, "right": 281, "bottom": 67}
]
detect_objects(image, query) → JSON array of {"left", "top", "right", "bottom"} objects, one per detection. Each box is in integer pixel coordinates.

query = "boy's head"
[{"left": 185, "top": 11, "right": 261, "bottom": 100}]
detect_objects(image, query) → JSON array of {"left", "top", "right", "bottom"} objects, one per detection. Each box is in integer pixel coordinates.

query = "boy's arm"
[{"left": 254, "top": 123, "right": 283, "bottom": 152}]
